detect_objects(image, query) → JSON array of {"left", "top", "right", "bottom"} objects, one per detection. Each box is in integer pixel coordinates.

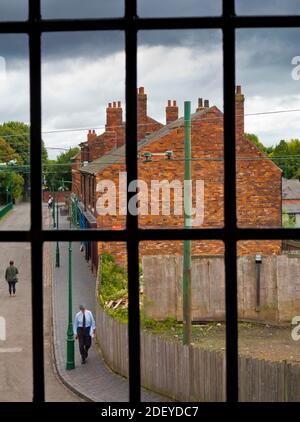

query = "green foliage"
[
  {"left": 246, "top": 134, "right": 300, "bottom": 179},
  {"left": 282, "top": 210, "right": 296, "bottom": 228},
  {"left": 44, "top": 147, "right": 80, "bottom": 191},
  {"left": 0, "top": 171, "right": 25, "bottom": 203},
  {"left": 270, "top": 139, "right": 300, "bottom": 179},
  {"left": 0, "top": 138, "right": 22, "bottom": 164},
  {"left": 98, "top": 253, "right": 128, "bottom": 323},
  {"left": 142, "top": 316, "right": 178, "bottom": 332},
  {"left": 0, "top": 121, "right": 48, "bottom": 165}
]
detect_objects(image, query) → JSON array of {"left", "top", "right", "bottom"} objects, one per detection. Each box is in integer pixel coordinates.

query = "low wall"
[
  {"left": 0, "top": 202, "right": 13, "bottom": 219},
  {"left": 42, "top": 190, "right": 69, "bottom": 203},
  {"left": 142, "top": 255, "right": 300, "bottom": 322},
  {"left": 95, "top": 304, "right": 300, "bottom": 401}
]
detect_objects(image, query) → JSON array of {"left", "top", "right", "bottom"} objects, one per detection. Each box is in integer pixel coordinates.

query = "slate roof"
[
  {"left": 80, "top": 107, "right": 211, "bottom": 175},
  {"left": 282, "top": 178, "right": 300, "bottom": 200}
]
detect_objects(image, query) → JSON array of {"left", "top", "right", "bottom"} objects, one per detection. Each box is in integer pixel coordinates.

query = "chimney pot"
[
  {"left": 168, "top": 100, "right": 171, "bottom": 107},
  {"left": 236, "top": 85, "right": 242, "bottom": 95},
  {"left": 108, "top": 102, "right": 112, "bottom": 108},
  {"left": 173, "top": 100, "right": 177, "bottom": 107},
  {"left": 118, "top": 101, "right": 121, "bottom": 108},
  {"left": 113, "top": 101, "right": 116, "bottom": 108},
  {"left": 198, "top": 98, "right": 203, "bottom": 108},
  {"left": 204, "top": 99, "right": 209, "bottom": 108},
  {"left": 139, "top": 87, "right": 145, "bottom": 95}
]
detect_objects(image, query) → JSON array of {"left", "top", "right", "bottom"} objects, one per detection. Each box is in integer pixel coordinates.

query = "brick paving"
[{"left": 48, "top": 208, "right": 167, "bottom": 402}]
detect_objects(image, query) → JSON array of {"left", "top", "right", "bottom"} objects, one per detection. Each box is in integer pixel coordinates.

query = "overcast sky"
[{"left": 0, "top": 1, "right": 300, "bottom": 159}]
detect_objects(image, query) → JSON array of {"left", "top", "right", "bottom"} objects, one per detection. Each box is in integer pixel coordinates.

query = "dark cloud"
[
  {"left": 0, "top": 0, "right": 27, "bottom": 21},
  {"left": 236, "top": 0, "right": 300, "bottom": 15},
  {"left": 138, "top": 0, "right": 221, "bottom": 17},
  {"left": 41, "top": 0, "right": 123, "bottom": 19}
]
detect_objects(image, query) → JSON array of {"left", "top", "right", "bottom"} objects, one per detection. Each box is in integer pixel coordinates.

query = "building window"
[{"left": 0, "top": 0, "right": 298, "bottom": 405}]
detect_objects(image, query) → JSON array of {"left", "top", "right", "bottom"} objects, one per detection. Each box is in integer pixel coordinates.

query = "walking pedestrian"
[
  {"left": 5, "top": 261, "right": 19, "bottom": 297},
  {"left": 48, "top": 195, "right": 53, "bottom": 209},
  {"left": 73, "top": 304, "right": 96, "bottom": 364}
]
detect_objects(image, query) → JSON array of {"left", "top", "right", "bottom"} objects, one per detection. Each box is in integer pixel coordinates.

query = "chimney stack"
[
  {"left": 235, "top": 85, "right": 245, "bottom": 141},
  {"left": 196, "top": 98, "right": 204, "bottom": 112},
  {"left": 106, "top": 100, "right": 123, "bottom": 130},
  {"left": 137, "top": 86, "right": 147, "bottom": 122},
  {"left": 166, "top": 100, "right": 178, "bottom": 125},
  {"left": 87, "top": 129, "right": 97, "bottom": 143}
]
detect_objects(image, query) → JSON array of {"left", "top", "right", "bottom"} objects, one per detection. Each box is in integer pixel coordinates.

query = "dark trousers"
[
  {"left": 8, "top": 281, "right": 16, "bottom": 295},
  {"left": 77, "top": 327, "right": 92, "bottom": 360}
]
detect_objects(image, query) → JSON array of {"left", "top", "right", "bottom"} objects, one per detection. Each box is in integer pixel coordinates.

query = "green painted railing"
[{"left": 0, "top": 202, "right": 13, "bottom": 219}]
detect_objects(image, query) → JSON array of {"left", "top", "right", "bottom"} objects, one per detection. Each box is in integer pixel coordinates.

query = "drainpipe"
[{"left": 255, "top": 254, "right": 262, "bottom": 311}]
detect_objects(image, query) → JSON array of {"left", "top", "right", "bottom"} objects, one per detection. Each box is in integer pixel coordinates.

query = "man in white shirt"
[{"left": 73, "top": 304, "right": 96, "bottom": 364}]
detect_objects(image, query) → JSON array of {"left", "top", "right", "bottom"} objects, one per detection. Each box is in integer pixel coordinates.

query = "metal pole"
[
  {"left": 55, "top": 200, "right": 60, "bottom": 267},
  {"left": 10, "top": 171, "right": 12, "bottom": 204},
  {"left": 66, "top": 241, "right": 75, "bottom": 369},
  {"left": 183, "top": 101, "right": 192, "bottom": 345}
]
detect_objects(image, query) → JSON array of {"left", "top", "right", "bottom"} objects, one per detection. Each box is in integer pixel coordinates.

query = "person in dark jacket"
[{"left": 5, "top": 261, "right": 19, "bottom": 297}]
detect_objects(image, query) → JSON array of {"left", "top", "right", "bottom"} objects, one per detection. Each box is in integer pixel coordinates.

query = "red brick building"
[{"left": 73, "top": 87, "right": 282, "bottom": 268}]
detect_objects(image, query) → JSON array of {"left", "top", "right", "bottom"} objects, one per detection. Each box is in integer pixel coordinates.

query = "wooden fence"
[
  {"left": 142, "top": 255, "right": 300, "bottom": 323},
  {"left": 96, "top": 305, "right": 300, "bottom": 401}
]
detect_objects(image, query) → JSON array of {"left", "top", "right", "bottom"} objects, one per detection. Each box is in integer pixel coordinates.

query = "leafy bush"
[{"left": 99, "top": 253, "right": 128, "bottom": 302}]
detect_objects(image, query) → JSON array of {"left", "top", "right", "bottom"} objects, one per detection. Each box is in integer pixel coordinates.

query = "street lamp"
[
  {"left": 57, "top": 178, "right": 80, "bottom": 371},
  {"left": 66, "top": 241, "right": 75, "bottom": 370},
  {"left": 55, "top": 199, "right": 60, "bottom": 268}
]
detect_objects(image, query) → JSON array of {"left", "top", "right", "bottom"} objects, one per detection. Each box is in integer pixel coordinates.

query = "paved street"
[
  {"left": 48, "top": 208, "right": 168, "bottom": 402},
  {"left": 0, "top": 203, "right": 80, "bottom": 402}
]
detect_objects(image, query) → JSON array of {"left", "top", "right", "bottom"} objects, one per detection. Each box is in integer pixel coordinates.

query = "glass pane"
[
  {"left": 236, "top": 29, "right": 300, "bottom": 229},
  {"left": 137, "top": 30, "right": 223, "bottom": 229},
  {"left": 138, "top": 0, "right": 221, "bottom": 17},
  {"left": 140, "top": 240, "right": 226, "bottom": 402},
  {"left": 236, "top": 0, "right": 300, "bottom": 15},
  {"left": 0, "top": 242, "right": 32, "bottom": 401},
  {"left": 237, "top": 240, "right": 300, "bottom": 402},
  {"left": 42, "top": 0, "right": 123, "bottom": 19},
  {"left": 0, "top": 35, "right": 30, "bottom": 230},
  {"left": 42, "top": 31, "right": 125, "bottom": 232},
  {"left": 44, "top": 241, "right": 130, "bottom": 401},
  {"left": 0, "top": 1, "right": 27, "bottom": 21}
]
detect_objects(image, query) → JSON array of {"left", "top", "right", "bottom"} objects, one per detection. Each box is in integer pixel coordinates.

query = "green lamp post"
[
  {"left": 66, "top": 240, "right": 75, "bottom": 370},
  {"left": 57, "top": 178, "right": 78, "bottom": 370},
  {"left": 55, "top": 199, "right": 60, "bottom": 267}
]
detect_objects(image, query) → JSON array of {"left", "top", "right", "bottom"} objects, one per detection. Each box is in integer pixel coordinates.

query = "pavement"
[
  {"left": 0, "top": 203, "right": 80, "bottom": 402},
  {"left": 47, "top": 207, "right": 167, "bottom": 402}
]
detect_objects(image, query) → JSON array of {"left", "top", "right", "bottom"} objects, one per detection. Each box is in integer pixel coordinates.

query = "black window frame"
[{"left": 0, "top": 0, "right": 299, "bottom": 404}]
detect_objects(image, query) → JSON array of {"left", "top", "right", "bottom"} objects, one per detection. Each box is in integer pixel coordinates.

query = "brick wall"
[{"left": 95, "top": 88, "right": 282, "bottom": 265}]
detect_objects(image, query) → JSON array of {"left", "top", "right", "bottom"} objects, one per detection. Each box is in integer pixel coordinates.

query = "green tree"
[
  {"left": 0, "top": 171, "right": 25, "bottom": 203},
  {"left": 0, "top": 138, "right": 22, "bottom": 164},
  {"left": 44, "top": 147, "right": 80, "bottom": 191},
  {"left": 0, "top": 121, "right": 48, "bottom": 164},
  {"left": 270, "top": 139, "right": 300, "bottom": 179}
]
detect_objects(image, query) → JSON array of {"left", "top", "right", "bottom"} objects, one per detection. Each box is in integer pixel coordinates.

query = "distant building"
[
  {"left": 72, "top": 87, "right": 282, "bottom": 269},
  {"left": 282, "top": 178, "right": 300, "bottom": 227}
]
